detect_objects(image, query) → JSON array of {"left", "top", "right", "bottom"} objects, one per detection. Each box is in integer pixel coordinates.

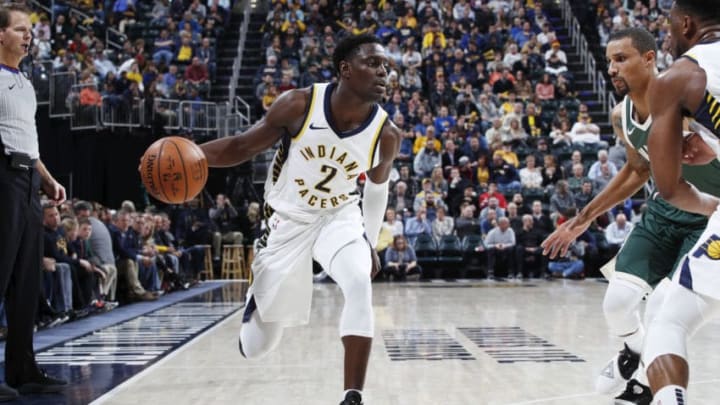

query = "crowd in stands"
[
  {"left": 253, "top": 0, "right": 656, "bottom": 280},
  {"left": 0, "top": 192, "right": 258, "bottom": 339},
  {"left": 21, "top": 0, "right": 229, "bottom": 133},
  {"left": 581, "top": 0, "right": 674, "bottom": 72}
]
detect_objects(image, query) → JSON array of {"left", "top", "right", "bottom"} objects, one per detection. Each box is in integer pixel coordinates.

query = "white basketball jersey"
[
  {"left": 264, "top": 82, "right": 388, "bottom": 222},
  {"left": 683, "top": 41, "right": 720, "bottom": 157}
]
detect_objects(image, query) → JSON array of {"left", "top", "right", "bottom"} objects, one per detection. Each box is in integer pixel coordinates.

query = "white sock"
[{"left": 653, "top": 385, "right": 686, "bottom": 405}]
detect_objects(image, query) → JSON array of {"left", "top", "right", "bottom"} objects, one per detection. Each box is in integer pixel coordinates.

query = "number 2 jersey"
[{"left": 264, "top": 82, "right": 388, "bottom": 223}]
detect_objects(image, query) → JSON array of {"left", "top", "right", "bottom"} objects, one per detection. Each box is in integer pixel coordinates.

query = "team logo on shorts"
[{"left": 692, "top": 234, "right": 720, "bottom": 260}]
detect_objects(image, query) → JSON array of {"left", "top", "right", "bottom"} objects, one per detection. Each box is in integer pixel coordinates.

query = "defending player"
[
  {"left": 542, "top": 27, "right": 720, "bottom": 404},
  {"left": 643, "top": 1, "right": 720, "bottom": 403},
  {"left": 200, "top": 34, "right": 400, "bottom": 405}
]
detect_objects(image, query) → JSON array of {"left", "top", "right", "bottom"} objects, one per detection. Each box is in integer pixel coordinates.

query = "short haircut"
[
  {"left": 78, "top": 217, "right": 92, "bottom": 227},
  {"left": 42, "top": 202, "right": 57, "bottom": 211},
  {"left": 608, "top": 27, "right": 657, "bottom": 54},
  {"left": 675, "top": 0, "right": 720, "bottom": 23},
  {"left": 74, "top": 200, "right": 93, "bottom": 213},
  {"left": 0, "top": 3, "right": 30, "bottom": 30},
  {"left": 332, "top": 33, "right": 382, "bottom": 74}
]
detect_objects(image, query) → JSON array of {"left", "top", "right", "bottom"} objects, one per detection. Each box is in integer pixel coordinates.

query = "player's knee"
[{"left": 602, "top": 278, "right": 645, "bottom": 321}]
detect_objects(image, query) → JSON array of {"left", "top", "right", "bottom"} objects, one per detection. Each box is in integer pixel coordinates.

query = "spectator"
[
  {"left": 514, "top": 214, "right": 546, "bottom": 278},
  {"left": 548, "top": 241, "right": 585, "bottom": 279},
  {"left": 74, "top": 202, "right": 117, "bottom": 303},
  {"left": 588, "top": 149, "right": 619, "bottom": 180},
  {"left": 570, "top": 113, "right": 605, "bottom": 147},
  {"left": 388, "top": 180, "right": 413, "bottom": 215},
  {"left": 404, "top": 207, "right": 432, "bottom": 246},
  {"left": 196, "top": 37, "right": 217, "bottom": 79},
  {"left": 490, "top": 152, "right": 521, "bottom": 194},
  {"left": 185, "top": 57, "right": 210, "bottom": 95},
  {"left": 441, "top": 139, "right": 462, "bottom": 172},
  {"left": 550, "top": 180, "right": 575, "bottom": 219},
  {"left": 535, "top": 72, "right": 555, "bottom": 100},
  {"left": 455, "top": 204, "right": 481, "bottom": 239},
  {"left": 519, "top": 155, "right": 543, "bottom": 191},
  {"left": 383, "top": 235, "right": 421, "bottom": 281},
  {"left": 593, "top": 162, "right": 616, "bottom": 192},
  {"left": 109, "top": 211, "right": 157, "bottom": 302},
  {"left": 210, "top": 194, "right": 243, "bottom": 260},
  {"left": 567, "top": 163, "right": 590, "bottom": 195},
  {"left": 413, "top": 141, "right": 441, "bottom": 179},
  {"left": 382, "top": 208, "right": 404, "bottom": 238},
  {"left": 574, "top": 180, "right": 596, "bottom": 211},
  {"left": 431, "top": 206, "right": 454, "bottom": 242},
  {"left": 485, "top": 217, "right": 516, "bottom": 278},
  {"left": 530, "top": 200, "right": 554, "bottom": 235}
]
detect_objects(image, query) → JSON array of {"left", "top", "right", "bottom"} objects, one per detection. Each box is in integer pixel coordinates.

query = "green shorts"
[{"left": 615, "top": 206, "right": 706, "bottom": 289}]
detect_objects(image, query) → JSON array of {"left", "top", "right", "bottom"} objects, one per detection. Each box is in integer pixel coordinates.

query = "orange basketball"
[{"left": 140, "top": 136, "right": 208, "bottom": 204}]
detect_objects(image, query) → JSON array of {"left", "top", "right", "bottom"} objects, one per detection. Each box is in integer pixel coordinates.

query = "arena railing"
[
  {"left": 179, "top": 100, "right": 224, "bottom": 134},
  {"left": 49, "top": 71, "right": 76, "bottom": 118},
  {"left": 29, "top": 60, "right": 53, "bottom": 106},
  {"left": 228, "top": 0, "right": 253, "bottom": 125},
  {"left": 559, "top": 0, "right": 615, "bottom": 116},
  {"left": 234, "top": 96, "right": 251, "bottom": 127},
  {"left": 105, "top": 27, "right": 125, "bottom": 52},
  {"left": 68, "top": 83, "right": 102, "bottom": 130},
  {"left": 27, "top": 0, "right": 51, "bottom": 19},
  {"left": 101, "top": 96, "right": 144, "bottom": 128},
  {"left": 153, "top": 98, "right": 182, "bottom": 130}
]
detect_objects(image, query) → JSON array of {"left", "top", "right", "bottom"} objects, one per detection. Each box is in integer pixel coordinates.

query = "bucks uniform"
[
  {"left": 250, "top": 82, "right": 387, "bottom": 325},
  {"left": 614, "top": 95, "right": 720, "bottom": 290},
  {"left": 671, "top": 43, "right": 720, "bottom": 299}
]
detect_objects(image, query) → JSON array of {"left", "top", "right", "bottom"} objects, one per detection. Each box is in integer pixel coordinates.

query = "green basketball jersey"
[{"left": 621, "top": 96, "right": 720, "bottom": 225}]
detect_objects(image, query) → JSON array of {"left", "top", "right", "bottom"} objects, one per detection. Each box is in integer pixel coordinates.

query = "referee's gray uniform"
[{"left": 0, "top": 64, "right": 46, "bottom": 386}]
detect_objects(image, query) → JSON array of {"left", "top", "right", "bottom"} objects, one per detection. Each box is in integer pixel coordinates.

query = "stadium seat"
[{"left": 413, "top": 234, "right": 438, "bottom": 272}]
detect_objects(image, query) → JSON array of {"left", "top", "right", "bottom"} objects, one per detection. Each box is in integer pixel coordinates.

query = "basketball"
[{"left": 140, "top": 136, "right": 208, "bottom": 204}]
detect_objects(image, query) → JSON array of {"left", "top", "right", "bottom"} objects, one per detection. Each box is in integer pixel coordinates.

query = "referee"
[{"left": 0, "top": 3, "right": 67, "bottom": 400}]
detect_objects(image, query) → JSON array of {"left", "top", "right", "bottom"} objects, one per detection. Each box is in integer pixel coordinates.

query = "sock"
[{"left": 653, "top": 385, "right": 686, "bottom": 405}]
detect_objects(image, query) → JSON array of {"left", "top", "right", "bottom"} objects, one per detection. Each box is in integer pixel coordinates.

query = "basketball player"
[
  {"left": 200, "top": 34, "right": 400, "bottom": 405},
  {"left": 542, "top": 27, "right": 720, "bottom": 404},
  {"left": 643, "top": 1, "right": 720, "bottom": 403},
  {"left": 0, "top": 3, "right": 68, "bottom": 399}
]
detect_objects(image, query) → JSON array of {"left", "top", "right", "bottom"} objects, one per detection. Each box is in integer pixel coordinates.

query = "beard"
[{"left": 611, "top": 77, "right": 629, "bottom": 97}]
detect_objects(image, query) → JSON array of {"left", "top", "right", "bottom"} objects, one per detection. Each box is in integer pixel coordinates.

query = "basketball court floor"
[{"left": 7, "top": 279, "right": 720, "bottom": 404}]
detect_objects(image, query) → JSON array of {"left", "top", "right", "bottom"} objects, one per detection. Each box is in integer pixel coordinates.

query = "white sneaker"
[{"left": 595, "top": 343, "right": 641, "bottom": 394}]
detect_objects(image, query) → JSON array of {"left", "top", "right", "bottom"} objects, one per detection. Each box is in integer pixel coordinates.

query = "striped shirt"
[{"left": 0, "top": 65, "right": 38, "bottom": 159}]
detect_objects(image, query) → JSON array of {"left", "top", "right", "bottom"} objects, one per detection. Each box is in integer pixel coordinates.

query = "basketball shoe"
[
  {"left": 595, "top": 343, "right": 641, "bottom": 394},
  {"left": 614, "top": 379, "right": 652, "bottom": 405},
  {"left": 339, "top": 390, "right": 363, "bottom": 405}
]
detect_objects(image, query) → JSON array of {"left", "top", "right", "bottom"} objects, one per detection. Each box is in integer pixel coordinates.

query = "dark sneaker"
[
  {"left": 12, "top": 370, "right": 67, "bottom": 394},
  {"left": 339, "top": 390, "right": 363, "bottom": 405},
  {"left": 0, "top": 383, "right": 18, "bottom": 402},
  {"left": 614, "top": 379, "right": 652, "bottom": 405},
  {"left": 595, "top": 343, "right": 641, "bottom": 394}
]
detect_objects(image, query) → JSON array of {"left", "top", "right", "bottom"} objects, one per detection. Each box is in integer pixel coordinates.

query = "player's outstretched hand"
[
  {"left": 541, "top": 216, "right": 589, "bottom": 259},
  {"left": 370, "top": 248, "right": 381, "bottom": 280}
]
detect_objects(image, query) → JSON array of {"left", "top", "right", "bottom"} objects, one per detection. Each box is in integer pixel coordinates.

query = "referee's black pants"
[{"left": 0, "top": 153, "right": 43, "bottom": 385}]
